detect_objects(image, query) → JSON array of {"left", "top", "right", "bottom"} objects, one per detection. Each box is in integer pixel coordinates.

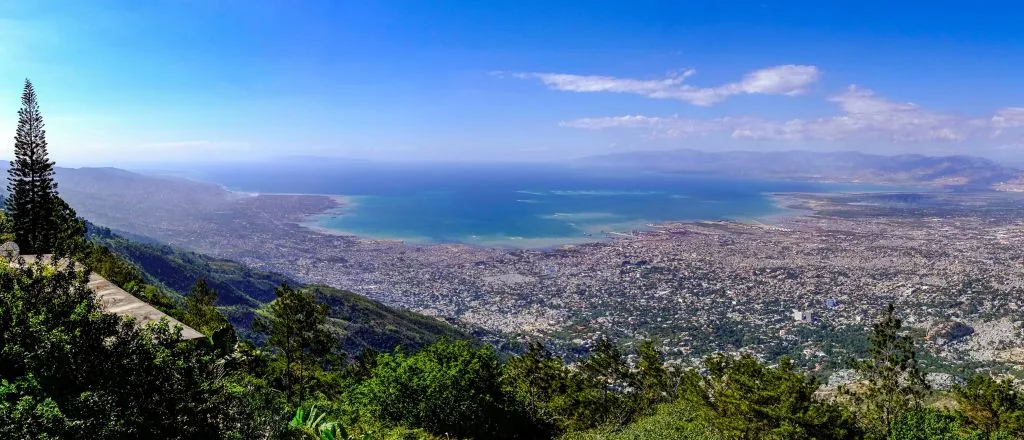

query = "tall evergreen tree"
[
  {"left": 5, "top": 80, "right": 79, "bottom": 255},
  {"left": 631, "top": 339, "right": 670, "bottom": 412},
  {"left": 184, "top": 279, "right": 237, "bottom": 355},
  {"left": 184, "top": 279, "right": 229, "bottom": 336},
  {"left": 254, "top": 284, "right": 333, "bottom": 404},
  {"left": 846, "top": 303, "right": 930, "bottom": 438}
]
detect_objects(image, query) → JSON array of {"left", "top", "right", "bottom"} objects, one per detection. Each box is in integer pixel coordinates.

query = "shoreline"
[
  {"left": 247, "top": 191, "right": 352, "bottom": 206},
  {"left": 284, "top": 189, "right": 878, "bottom": 251}
]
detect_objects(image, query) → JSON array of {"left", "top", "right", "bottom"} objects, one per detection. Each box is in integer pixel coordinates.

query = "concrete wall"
[{"left": 16, "top": 255, "right": 204, "bottom": 340}]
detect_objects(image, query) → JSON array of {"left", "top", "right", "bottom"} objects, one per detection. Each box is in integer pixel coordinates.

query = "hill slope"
[{"left": 87, "top": 225, "right": 470, "bottom": 353}]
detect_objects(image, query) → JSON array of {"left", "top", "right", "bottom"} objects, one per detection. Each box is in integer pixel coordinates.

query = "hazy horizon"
[{"left": 11, "top": 148, "right": 1021, "bottom": 171}]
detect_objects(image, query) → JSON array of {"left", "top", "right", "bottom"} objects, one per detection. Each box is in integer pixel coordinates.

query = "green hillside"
[
  {"left": 88, "top": 225, "right": 285, "bottom": 307},
  {"left": 85, "top": 224, "right": 470, "bottom": 354},
  {"left": 311, "top": 284, "right": 469, "bottom": 355}
]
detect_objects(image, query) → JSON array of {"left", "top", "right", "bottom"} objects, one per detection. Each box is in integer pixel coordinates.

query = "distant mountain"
[
  {"left": 578, "top": 149, "right": 1024, "bottom": 188},
  {"left": 0, "top": 161, "right": 243, "bottom": 237}
]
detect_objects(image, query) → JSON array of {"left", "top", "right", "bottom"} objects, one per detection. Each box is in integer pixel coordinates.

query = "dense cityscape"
[{"left": 64, "top": 176, "right": 1024, "bottom": 377}]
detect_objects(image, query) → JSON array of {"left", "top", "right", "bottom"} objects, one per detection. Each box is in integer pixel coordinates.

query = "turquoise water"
[{"left": 188, "top": 163, "right": 882, "bottom": 247}]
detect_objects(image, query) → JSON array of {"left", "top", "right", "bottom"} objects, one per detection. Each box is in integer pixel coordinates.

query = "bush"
[
  {"left": 561, "top": 400, "right": 723, "bottom": 440},
  {"left": 889, "top": 408, "right": 984, "bottom": 440},
  {"left": 352, "top": 339, "right": 520, "bottom": 438},
  {"left": 0, "top": 261, "right": 221, "bottom": 439},
  {"left": 682, "top": 354, "right": 860, "bottom": 440}
]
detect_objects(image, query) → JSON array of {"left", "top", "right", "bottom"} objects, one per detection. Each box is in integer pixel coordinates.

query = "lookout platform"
[{"left": 15, "top": 254, "right": 205, "bottom": 340}]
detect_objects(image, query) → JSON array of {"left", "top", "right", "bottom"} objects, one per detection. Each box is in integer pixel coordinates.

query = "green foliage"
[
  {"left": 953, "top": 375, "right": 1024, "bottom": 436},
  {"left": 86, "top": 224, "right": 285, "bottom": 307},
  {"left": 86, "top": 225, "right": 470, "bottom": 354},
  {"left": 577, "top": 337, "right": 649, "bottom": 428},
  {"left": 0, "top": 211, "right": 16, "bottom": 244},
  {"left": 310, "top": 285, "right": 472, "bottom": 356},
  {"left": 185, "top": 279, "right": 238, "bottom": 352},
  {"left": 256, "top": 284, "right": 335, "bottom": 404},
  {"left": 501, "top": 342, "right": 570, "bottom": 434},
  {"left": 561, "top": 400, "right": 723, "bottom": 440},
  {"left": 353, "top": 339, "right": 520, "bottom": 439},
  {"left": 580, "top": 338, "right": 631, "bottom": 411},
  {"left": 632, "top": 339, "right": 672, "bottom": 413},
  {"left": 846, "top": 303, "right": 930, "bottom": 438},
  {"left": 217, "top": 346, "right": 296, "bottom": 439},
  {"left": 0, "top": 261, "right": 222, "bottom": 438},
  {"left": 78, "top": 237, "right": 146, "bottom": 288},
  {"left": 501, "top": 339, "right": 644, "bottom": 434},
  {"left": 683, "top": 354, "right": 859, "bottom": 440},
  {"left": 888, "top": 407, "right": 984, "bottom": 440},
  {"left": 290, "top": 405, "right": 379, "bottom": 440},
  {"left": 502, "top": 338, "right": 691, "bottom": 435},
  {"left": 52, "top": 196, "right": 86, "bottom": 257}
]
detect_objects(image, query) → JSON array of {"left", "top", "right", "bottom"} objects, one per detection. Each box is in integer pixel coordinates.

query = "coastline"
[
  {"left": 285, "top": 190, "right": 839, "bottom": 251},
  {"left": 237, "top": 178, "right": 919, "bottom": 251},
  {"left": 247, "top": 191, "right": 352, "bottom": 206}
]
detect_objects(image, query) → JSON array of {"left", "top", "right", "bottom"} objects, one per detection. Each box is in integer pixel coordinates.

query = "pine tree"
[
  {"left": 847, "top": 303, "right": 929, "bottom": 438},
  {"left": 184, "top": 279, "right": 228, "bottom": 336},
  {"left": 183, "top": 279, "right": 237, "bottom": 354},
  {"left": 253, "top": 284, "right": 333, "bottom": 404},
  {"left": 6, "top": 80, "right": 79, "bottom": 255},
  {"left": 632, "top": 339, "right": 669, "bottom": 412}
]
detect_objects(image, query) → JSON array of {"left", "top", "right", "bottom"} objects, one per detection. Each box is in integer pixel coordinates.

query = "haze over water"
[{"left": 186, "top": 163, "right": 881, "bottom": 248}]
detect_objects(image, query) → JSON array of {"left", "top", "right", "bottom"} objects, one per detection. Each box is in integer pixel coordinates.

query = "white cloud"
[
  {"left": 563, "top": 85, "right": 1023, "bottom": 144},
  {"left": 139, "top": 140, "right": 250, "bottom": 149},
  {"left": 725, "top": 65, "right": 821, "bottom": 96},
  {"left": 734, "top": 86, "right": 975, "bottom": 142},
  {"left": 517, "top": 69, "right": 695, "bottom": 94},
  {"left": 561, "top": 115, "right": 664, "bottom": 129},
  {"left": 514, "top": 65, "right": 820, "bottom": 106},
  {"left": 561, "top": 115, "right": 740, "bottom": 138},
  {"left": 991, "top": 107, "right": 1024, "bottom": 129}
]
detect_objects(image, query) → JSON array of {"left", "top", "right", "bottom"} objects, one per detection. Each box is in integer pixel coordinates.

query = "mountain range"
[{"left": 578, "top": 149, "right": 1024, "bottom": 188}]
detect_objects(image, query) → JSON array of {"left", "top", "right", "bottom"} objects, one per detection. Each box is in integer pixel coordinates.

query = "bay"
[{"left": 184, "top": 162, "right": 884, "bottom": 248}]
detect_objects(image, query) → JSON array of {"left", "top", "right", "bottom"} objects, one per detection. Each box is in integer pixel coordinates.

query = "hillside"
[
  {"left": 88, "top": 225, "right": 285, "bottom": 308},
  {"left": 579, "top": 149, "right": 1024, "bottom": 188},
  {"left": 311, "top": 284, "right": 471, "bottom": 356},
  {"left": 86, "top": 225, "right": 470, "bottom": 354}
]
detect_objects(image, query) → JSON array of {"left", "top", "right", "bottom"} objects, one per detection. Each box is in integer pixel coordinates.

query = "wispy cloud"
[
  {"left": 991, "top": 107, "right": 1024, "bottom": 131},
  {"left": 562, "top": 86, "right": 1024, "bottom": 144},
  {"left": 139, "top": 140, "right": 250, "bottom": 149},
  {"left": 510, "top": 65, "right": 820, "bottom": 106},
  {"left": 561, "top": 115, "right": 742, "bottom": 137}
]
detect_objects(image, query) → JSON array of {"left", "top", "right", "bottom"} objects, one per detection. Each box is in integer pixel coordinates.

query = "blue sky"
[{"left": 2, "top": 1, "right": 1024, "bottom": 165}]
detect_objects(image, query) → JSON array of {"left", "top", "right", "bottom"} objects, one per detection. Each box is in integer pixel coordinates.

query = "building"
[{"left": 792, "top": 309, "right": 813, "bottom": 323}]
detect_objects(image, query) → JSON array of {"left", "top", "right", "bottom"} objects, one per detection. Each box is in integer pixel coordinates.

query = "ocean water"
[{"left": 183, "top": 162, "right": 879, "bottom": 248}]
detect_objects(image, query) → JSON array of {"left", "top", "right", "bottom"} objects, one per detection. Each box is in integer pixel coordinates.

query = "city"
[{"left": 63, "top": 174, "right": 1024, "bottom": 377}]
